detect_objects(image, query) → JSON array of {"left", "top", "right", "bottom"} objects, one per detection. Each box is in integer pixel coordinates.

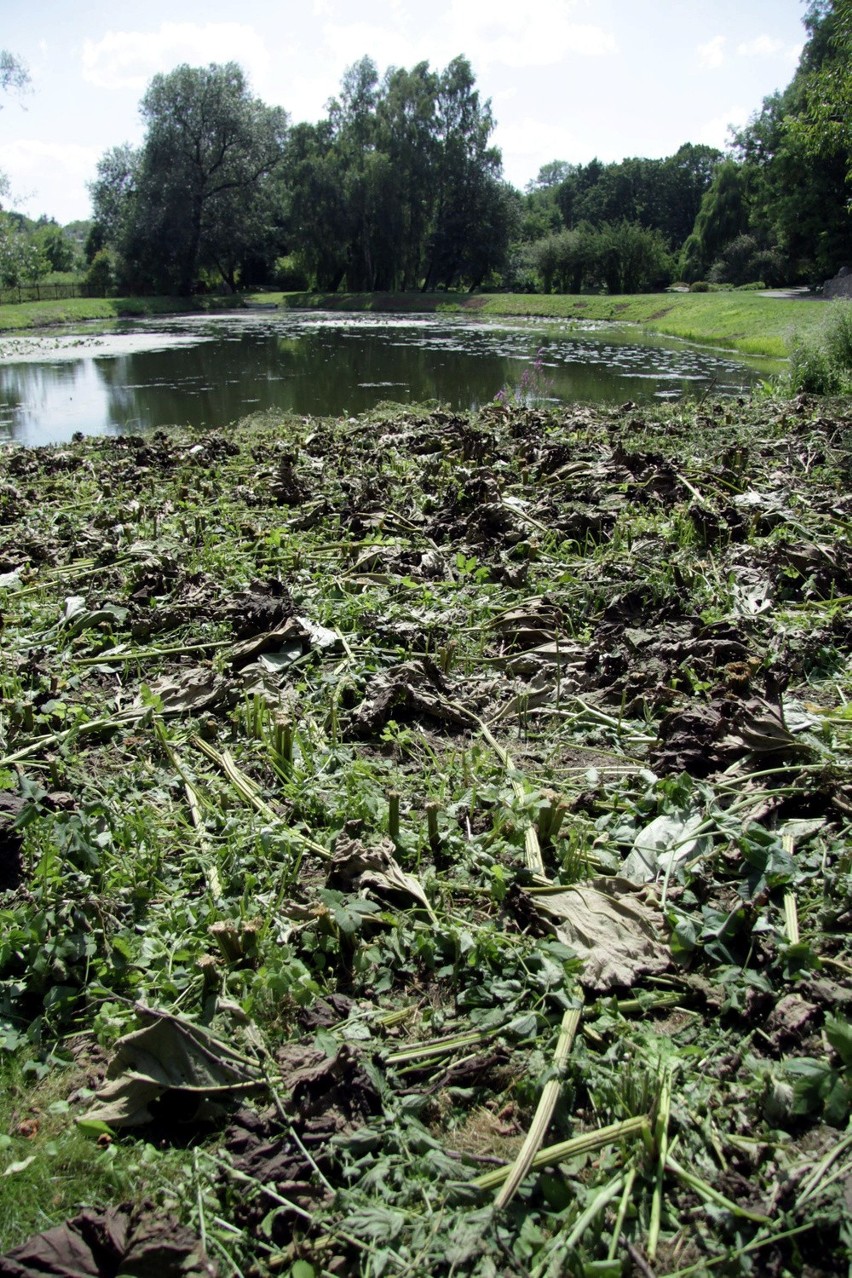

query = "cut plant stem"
[
  {"left": 190, "top": 733, "right": 330, "bottom": 860},
  {"left": 665, "top": 1153, "right": 771, "bottom": 1224},
  {"left": 608, "top": 1166, "right": 637, "bottom": 1261},
  {"left": 495, "top": 1002, "right": 583, "bottom": 1209},
  {"left": 473, "top": 1116, "right": 649, "bottom": 1191},
  {"left": 648, "top": 1063, "right": 672, "bottom": 1263},
  {"left": 564, "top": 1172, "right": 625, "bottom": 1250},
  {"left": 385, "top": 1026, "right": 496, "bottom": 1065},
  {"left": 387, "top": 788, "right": 401, "bottom": 843}
]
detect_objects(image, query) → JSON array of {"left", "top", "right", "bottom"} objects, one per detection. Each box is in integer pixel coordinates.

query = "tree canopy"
[{"left": 91, "top": 63, "right": 288, "bottom": 294}]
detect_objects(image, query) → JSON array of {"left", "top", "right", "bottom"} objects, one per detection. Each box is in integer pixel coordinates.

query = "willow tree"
[{"left": 92, "top": 63, "right": 288, "bottom": 294}]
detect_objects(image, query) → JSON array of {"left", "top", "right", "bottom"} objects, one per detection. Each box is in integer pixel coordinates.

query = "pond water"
[{"left": 0, "top": 310, "right": 765, "bottom": 447}]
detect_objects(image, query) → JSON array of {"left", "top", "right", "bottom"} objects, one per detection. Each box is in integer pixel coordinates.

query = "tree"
[
  {"left": 0, "top": 217, "right": 48, "bottom": 289},
  {"left": 284, "top": 55, "right": 512, "bottom": 294},
  {"left": 375, "top": 61, "right": 439, "bottom": 290},
  {"left": 33, "top": 220, "right": 77, "bottom": 273},
  {"left": 0, "top": 50, "right": 29, "bottom": 99},
  {"left": 526, "top": 161, "right": 572, "bottom": 193},
  {"left": 789, "top": 0, "right": 852, "bottom": 179},
  {"left": 281, "top": 121, "right": 350, "bottom": 291},
  {"left": 423, "top": 56, "right": 506, "bottom": 290},
  {"left": 724, "top": 0, "right": 850, "bottom": 283},
  {"left": 530, "top": 227, "right": 589, "bottom": 292},
  {"left": 588, "top": 221, "right": 673, "bottom": 294},
  {"left": 680, "top": 161, "right": 750, "bottom": 281},
  {"left": 92, "top": 64, "right": 288, "bottom": 294}
]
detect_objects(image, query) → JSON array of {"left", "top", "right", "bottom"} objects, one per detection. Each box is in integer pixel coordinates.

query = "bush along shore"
[{"left": 1, "top": 394, "right": 851, "bottom": 1275}]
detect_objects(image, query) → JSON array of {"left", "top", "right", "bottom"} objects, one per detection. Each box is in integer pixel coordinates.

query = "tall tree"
[
  {"left": 93, "top": 64, "right": 288, "bottom": 293},
  {"left": 423, "top": 56, "right": 505, "bottom": 290},
  {"left": 728, "top": 0, "right": 850, "bottom": 282},
  {"left": 680, "top": 160, "right": 751, "bottom": 281},
  {"left": 0, "top": 50, "right": 29, "bottom": 102},
  {"left": 285, "top": 54, "right": 512, "bottom": 294}
]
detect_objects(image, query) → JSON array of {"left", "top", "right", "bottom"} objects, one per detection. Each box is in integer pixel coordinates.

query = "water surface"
[{"left": 0, "top": 311, "right": 765, "bottom": 447}]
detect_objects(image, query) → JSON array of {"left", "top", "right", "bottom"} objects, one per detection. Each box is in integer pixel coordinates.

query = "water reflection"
[{"left": 0, "top": 311, "right": 763, "bottom": 446}]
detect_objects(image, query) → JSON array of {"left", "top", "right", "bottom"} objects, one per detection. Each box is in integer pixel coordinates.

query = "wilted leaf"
[
  {"left": 134, "top": 668, "right": 228, "bottom": 717},
  {"left": 0, "top": 1203, "right": 216, "bottom": 1277},
  {"left": 529, "top": 876, "right": 672, "bottom": 991},
  {"left": 83, "top": 1007, "right": 264, "bottom": 1127},
  {"left": 327, "top": 836, "right": 433, "bottom": 916}
]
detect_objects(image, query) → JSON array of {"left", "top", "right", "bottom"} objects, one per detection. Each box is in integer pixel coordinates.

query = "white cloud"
[
  {"left": 0, "top": 139, "right": 99, "bottom": 181},
  {"left": 445, "top": 0, "right": 616, "bottom": 67},
  {"left": 697, "top": 35, "right": 726, "bottom": 69},
  {"left": 320, "top": 0, "right": 615, "bottom": 75},
  {"left": 495, "top": 116, "right": 586, "bottom": 187},
  {"left": 697, "top": 104, "right": 749, "bottom": 149},
  {"left": 319, "top": 21, "right": 420, "bottom": 77},
  {"left": 736, "top": 36, "right": 803, "bottom": 64},
  {"left": 0, "top": 140, "right": 101, "bottom": 221},
  {"left": 81, "top": 22, "right": 273, "bottom": 92},
  {"left": 736, "top": 35, "right": 783, "bottom": 58}
]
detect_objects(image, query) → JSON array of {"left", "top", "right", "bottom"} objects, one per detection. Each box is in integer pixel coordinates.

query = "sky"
[{"left": 0, "top": 0, "right": 808, "bottom": 227}]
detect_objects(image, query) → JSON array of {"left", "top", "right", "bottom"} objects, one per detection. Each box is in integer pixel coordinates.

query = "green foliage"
[
  {"left": 526, "top": 220, "right": 673, "bottom": 294},
  {"left": 707, "top": 234, "right": 785, "bottom": 288},
  {"left": 680, "top": 161, "right": 751, "bottom": 283},
  {"left": 84, "top": 248, "right": 114, "bottom": 296},
  {"left": 732, "top": 1, "right": 850, "bottom": 285},
  {"left": 32, "top": 221, "right": 78, "bottom": 273},
  {"left": 285, "top": 54, "right": 512, "bottom": 293},
  {"left": 788, "top": 300, "right": 852, "bottom": 393},
  {"left": 786, "top": 0, "right": 852, "bottom": 182},
  {"left": 0, "top": 216, "right": 49, "bottom": 289},
  {"left": 91, "top": 65, "right": 288, "bottom": 295},
  {"left": 0, "top": 50, "right": 29, "bottom": 100},
  {"left": 552, "top": 145, "right": 722, "bottom": 248},
  {"left": 587, "top": 220, "right": 674, "bottom": 294},
  {"left": 1, "top": 393, "right": 852, "bottom": 1271}
]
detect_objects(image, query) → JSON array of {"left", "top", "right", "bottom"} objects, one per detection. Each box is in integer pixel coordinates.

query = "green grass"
[
  {"left": 0, "top": 294, "right": 247, "bottom": 333},
  {"left": 0, "top": 288, "right": 828, "bottom": 360},
  {"left": 0, "top": 1052, "right": 187, "bottom": 1246},
  {"left": 254, "top": 288, "right": 829, "bottom": 359}
]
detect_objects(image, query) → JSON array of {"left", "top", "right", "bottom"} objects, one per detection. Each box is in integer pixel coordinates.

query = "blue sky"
[{"left": 0, "top": 0, "right": 807, "bottom": 225}]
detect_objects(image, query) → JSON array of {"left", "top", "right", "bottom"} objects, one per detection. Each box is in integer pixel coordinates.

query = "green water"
[{"left": 0, "top": 310, "right": 764, "bottom": 446}]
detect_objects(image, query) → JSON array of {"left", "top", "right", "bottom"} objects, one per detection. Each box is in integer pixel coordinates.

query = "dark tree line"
[
  {"left": 87, "top": 1, "right": 849, "bottom": 297},
  {"left": 89, "top": 55, "right": 512, "bottom": 296}
]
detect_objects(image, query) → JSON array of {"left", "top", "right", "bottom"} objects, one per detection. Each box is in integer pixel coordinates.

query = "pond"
[{"left": 0, "top": 310, "right": 767, "bottom": 447}]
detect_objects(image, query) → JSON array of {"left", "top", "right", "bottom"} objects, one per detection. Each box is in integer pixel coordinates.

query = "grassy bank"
[
  {"left": 1, "top": 395, "right": 851, "bottom": 1274},
  {"left": 0, "top": 289, "right": 828, "bottom": 361},
  {"left": 257, "top": 288, "right": 828, "bottom": 359},
  {"left": 0, "top": 293, "right": 247, "bottom": 333}
]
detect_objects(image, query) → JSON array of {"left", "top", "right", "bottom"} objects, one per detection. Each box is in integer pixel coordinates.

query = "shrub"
[
  {"left": 85, "top": 249, "right": 114, "bottom": 296},
  {"left": 689, "top": 281, "right": 710, "bottom": 292},
  {"left": 273, "top": 256, "right": 310, "bottom": 292},
  {"left": 788, "top": 301, "right": 852, "bottom": 394}
]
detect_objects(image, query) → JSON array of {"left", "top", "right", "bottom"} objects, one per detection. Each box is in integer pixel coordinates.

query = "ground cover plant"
[{"left": 0, "top": 388, "right": 851, "bottom": 1276}]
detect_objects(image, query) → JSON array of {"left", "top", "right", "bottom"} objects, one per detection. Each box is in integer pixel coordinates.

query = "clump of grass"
[{"left": 788, "top": 300, "right": 852, "bottom": 394}]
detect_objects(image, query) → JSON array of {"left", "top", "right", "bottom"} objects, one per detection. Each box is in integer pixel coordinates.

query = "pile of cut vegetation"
[{"left": 0, "top": 394, "right": 850, "bottom": 1276}]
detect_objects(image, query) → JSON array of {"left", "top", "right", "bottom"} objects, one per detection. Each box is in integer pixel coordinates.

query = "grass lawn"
[
  {"left": 0, "top": 294, "right": 245, "bottom": 334},
  {"left": 259, "top": 288, "right": 829, "bottom": 359}
]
